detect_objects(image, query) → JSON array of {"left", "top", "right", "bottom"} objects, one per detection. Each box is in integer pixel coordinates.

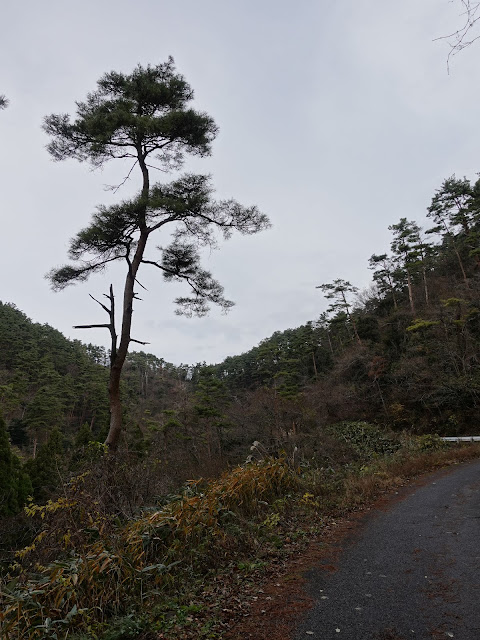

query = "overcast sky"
[{"left": 1, "top": 0, "right": 479, "bottom": 365}]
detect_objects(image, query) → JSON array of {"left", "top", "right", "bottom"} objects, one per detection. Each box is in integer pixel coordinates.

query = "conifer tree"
[
  {"left": 316, "top": 279, "right": 362, "bottom": 345},
  {"left": 75, "top": 421, "right": 94, "bottom": 447},
  {"left": 24, "top": 428, "right": 64, "bottom": 501},
  {"left": 12, "top": 456, "right": 33, "bottom": 509},
  {"left": 368, "top": 253, "right": 400, "bottom": 310},
  {"left": 44, "top": 59, "right": 270, "bottom": 450},
  {"left": 194, "top": 374, "right": 230, "bottom": 459},
  {"left": 389, "top": 218, "right": 422, "bottom": 314},
  {"left": 0, "top": 412, "right": 18, "bottom": 515},
  {"left": 427, "top": 175, "right": 479, "bottom": 283},
  {"left": 0, "top": 412, "right": 32, "bottom": 515}
]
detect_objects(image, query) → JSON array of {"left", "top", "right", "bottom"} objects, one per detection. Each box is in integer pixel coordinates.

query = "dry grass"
[
  {"left": 0, "top": 458, "right": 298, "bottom": 639},
  {"left": 327, "top": 444, "right": 480, "bottom": 513},
  {"left": 1, "top": 442, "right": 479, "bottom": 640}
]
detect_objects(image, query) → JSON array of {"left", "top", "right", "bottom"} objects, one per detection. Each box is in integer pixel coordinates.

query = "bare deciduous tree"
[{"left": 435, "top": 0, "right": 480, "bottom": 71}]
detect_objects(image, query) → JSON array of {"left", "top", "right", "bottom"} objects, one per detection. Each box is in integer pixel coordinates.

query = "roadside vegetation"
[{"left": 1, "top": 424, "right": 479, "bottom": 640}]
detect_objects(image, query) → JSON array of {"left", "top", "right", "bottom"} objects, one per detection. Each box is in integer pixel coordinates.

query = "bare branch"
[
  {"left": 104, "top": 160, "right": 138, "bottom": 193},
  {"left": 135, "top": 277, "right": 148, "bottom": 291},
  {"left": 79, "top": 285, "right": 117, "bottom": 365},
  {"left": 130, "top": 338, "right": 150, "bottom": 345},
  {"left": 89, "top": 293, "right": 111, "bottom": 315},
  {"left": 435, "top": 0, "right": 480, "bottom": 71},
  {"left": 145, "top": 162, "right": 168, "bottom": 173},
  {"left": 73, "top": 323, "right": 111, "bottom": 329}
]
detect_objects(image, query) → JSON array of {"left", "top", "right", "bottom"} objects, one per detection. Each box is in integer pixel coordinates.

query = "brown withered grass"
[
  {"left": 1, "top": 443, "right": 479, "bottom": 640},
  {"left": 338, "top": 444, "right": 480, "bottom": 511}
]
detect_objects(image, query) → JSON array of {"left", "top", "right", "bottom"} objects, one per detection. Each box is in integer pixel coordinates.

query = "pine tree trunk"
[
  {"left": 375, "top": 378, "right": 388, "bottom": 416},
  {"left": 443, "top": 222, "right": 469, "bottom": 288},
  {"left": 342, "top": 292, "right": 362, "bottom": 345},
  {"left": 327, "top": 332, "right": 334, "bottom": 355},
  {"left": 106, "top": 365, "right": 123, "bottom": 449},
  {"left": 350, "top": 315, "right": 362, "bottom": 345},
  {"left": 407, "top": 270, "right": 415, "bottom": 314},
  {"left": 453, "top": 244, "right": 469, "bottom": 287},
  {"left": 104, "top": 152, "right": 150, "bottom": 450},
  {"left": 312, "top": 351, "right": 318, "bottom": 379},
  {"left": 389, "top": 280, "right": 398, "bottom": 310},
  {"left": 422, "top": 267, "right": 429, "bottom": 306}
]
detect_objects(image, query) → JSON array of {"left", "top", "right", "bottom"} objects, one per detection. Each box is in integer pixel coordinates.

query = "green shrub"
[
  {"left": 415, "top": 433, "right": 448, "bottom": 451},
  {"left": 327, "top": 421, "right": 401, "bottom": 459}
]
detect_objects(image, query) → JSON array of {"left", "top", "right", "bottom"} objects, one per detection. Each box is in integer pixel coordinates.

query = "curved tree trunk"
[{"left": 104, "top": 154, "right": 150, "bottom": 450}]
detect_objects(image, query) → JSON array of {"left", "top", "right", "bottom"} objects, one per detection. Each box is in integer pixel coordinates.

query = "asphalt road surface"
[{"left": 295, "top": 459, "right": 480, "bottom": 640}]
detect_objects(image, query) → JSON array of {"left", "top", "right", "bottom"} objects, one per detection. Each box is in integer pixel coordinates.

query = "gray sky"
[{"left": 1, "top": 1, "right": 479, "bottom": 365}]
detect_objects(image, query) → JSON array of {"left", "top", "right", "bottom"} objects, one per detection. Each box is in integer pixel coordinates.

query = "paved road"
[{"left": 295, "top": 460, "right": 480, "bottom": 640}]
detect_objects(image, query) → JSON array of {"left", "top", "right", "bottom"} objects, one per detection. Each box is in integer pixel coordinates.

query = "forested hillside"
[
  {"left": 0, "top": 302, "right": 193, "bottom": 452},
  {"left": 206, "top": 175, "right": 480, "bottom": 436},
  {"left": 0, "top": 302, "right": 110, "bottom": 449},
  {"left": 2, "top": 173, "right": 480, "bottom": 506}
]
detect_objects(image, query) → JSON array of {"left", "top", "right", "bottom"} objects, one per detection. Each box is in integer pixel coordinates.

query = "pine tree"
[
  {"left": 368, "top": 253, "right": 400, "bottom": 310},
  {"left": 426, "top": 176, "right": 476, "bottom": 285},
  {"left": 0, "top": 412, "right": 18, "bottom": 515},
  {"left": 12, "top": 456, "right": 33, "bottom": 509},
  {"left": 75, "top": 421, "right": 94, "bottom": 447},
  {"left": 24, "top": 428, "right": 64, "bottom": 501},
  {"left": 194, "top": 369, "right": 231, "bottom": 459},
  {"left": 0, "top": 413, "right": 32, "bottom": 515},
  {"left": 389, "top": 218, "right": 422, "bottom": 314},
  {"left": 316, "top": 279, "right": 362, "bottom": 345},
  {"left": 45, "top": 59, "right": 270, "bottom": 451}
]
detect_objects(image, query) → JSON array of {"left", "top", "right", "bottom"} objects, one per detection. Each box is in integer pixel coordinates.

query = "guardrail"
[{"left": 441, "top": 436, "right": 480, "bottom": 442}]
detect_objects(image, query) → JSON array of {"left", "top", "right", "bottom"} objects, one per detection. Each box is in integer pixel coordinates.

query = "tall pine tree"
[{"left": 45, "top": 59, "right": 270, "bottom": 450}]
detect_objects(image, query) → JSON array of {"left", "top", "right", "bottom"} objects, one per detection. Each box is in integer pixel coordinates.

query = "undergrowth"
[{"left": 1, "top": 426, "right": 479, "bottom": 640}]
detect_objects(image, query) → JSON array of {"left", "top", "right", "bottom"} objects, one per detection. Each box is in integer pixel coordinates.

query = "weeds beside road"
[{"left": 1, "top": 425, "right": 479, "bottom": 640}]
